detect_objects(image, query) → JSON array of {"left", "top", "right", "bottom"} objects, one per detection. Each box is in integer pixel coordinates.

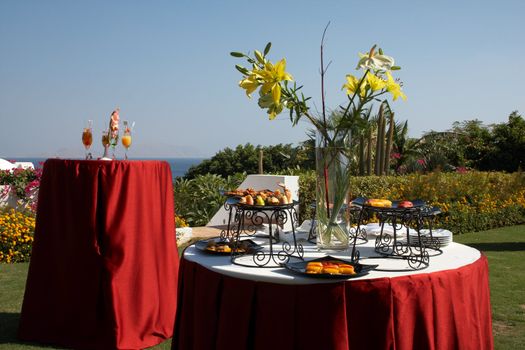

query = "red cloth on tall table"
[{"left": 18, "top": 159, "right": 179, "bottom": 350}]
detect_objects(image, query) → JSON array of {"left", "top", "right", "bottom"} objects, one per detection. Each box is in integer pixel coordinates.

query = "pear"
[
  {"left": 278, "top": 182, "right": 293, "bottom": 202},
  {"left": 285, "top": 189, "right": 292, "bottom": 202},
  {"left": 256, "top": 195, "right": 265, "bottom": 206}
]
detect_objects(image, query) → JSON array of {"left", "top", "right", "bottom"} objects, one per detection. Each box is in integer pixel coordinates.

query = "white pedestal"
[{"left": 206, "top": 174, "right": 300, "bottom": 232}]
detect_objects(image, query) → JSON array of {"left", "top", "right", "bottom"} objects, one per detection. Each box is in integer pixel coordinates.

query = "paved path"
[{"left": 189, "top": 226, "right": 224, "bottom": 239}]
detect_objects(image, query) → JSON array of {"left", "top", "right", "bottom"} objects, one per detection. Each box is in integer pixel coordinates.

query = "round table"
[{"left": 173, "top": 237, "right": 493, "bottom": 350}]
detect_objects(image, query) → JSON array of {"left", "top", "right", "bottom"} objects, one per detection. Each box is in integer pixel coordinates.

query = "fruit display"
[
  {"left": 397, "top": 200, "right": 414, "bottom": 208},
  {"left": 364, "top": 199, "right": 393, "bottom": 208},
  {"left": 224, "top": 185, "right": 293, "bottom": 206},
  {"left": 305, "top": 260, "right": 356, "bottom": 275}
]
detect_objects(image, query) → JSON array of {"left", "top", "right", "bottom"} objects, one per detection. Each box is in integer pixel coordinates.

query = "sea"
[{"left": 5, "top": 157, "right": 206, "bottom": 178}]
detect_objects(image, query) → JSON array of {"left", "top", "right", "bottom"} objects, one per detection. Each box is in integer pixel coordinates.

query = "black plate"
[
  {"left": 220, "top": 190, "right": 244, "bottom": 198},
  {"left": 352, "top": 197, "right": 426, "bottom": 210},
  {"left": 283, "top": 256, "right": 378, "bottom": 279},
  {"left": 236, "top": 200, "right": 297, "bottom": 209},
  {"left": 391, "top": 199, "right": 426, "bottom": 208},
  {"left": 195, "top": 238, "right": 263, "bottom": 255}
]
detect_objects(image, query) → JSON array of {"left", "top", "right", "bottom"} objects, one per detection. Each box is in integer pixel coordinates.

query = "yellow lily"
[
  {"left": 258, "top": 92, "right": 284, "bottom": 120},
  {"left": 367, "top": 73, "right": 386, "bottom": 91},
  {"left": 343, "top": 74, "right": 367, "bottom": 97},
  {"left": 268, "top": 102, "right": 284, "bottom": 120},
  {"left": 385, "top": 72, "right": 407, "bottom": 101},
  {"left": 255, "top": 59, "right": 293, "bottom": 104},
  {"left": 239, "top": 74, "right": 260, "bottom": 97}
]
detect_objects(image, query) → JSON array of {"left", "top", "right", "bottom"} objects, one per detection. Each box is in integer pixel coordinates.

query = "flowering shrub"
[
  {"left": 0, "top": 208, "right": 35, "bottom": 263},
  {"left": 298, "top": 171, "right": 525, "bottom": 234},
  {"left": 0, "top": 166, "right": 42, "bottom": 212},
  {"left": 175, "top": 215, "right": 188, "bottom": 228}
]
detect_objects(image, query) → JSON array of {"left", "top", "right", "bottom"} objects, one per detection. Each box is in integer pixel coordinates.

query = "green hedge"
[
  {"left": 298, "top": 170, "right": 525, "bottom": 234},
  {"left": 174, "top": 170, "right": 525, "bottom": 234}
]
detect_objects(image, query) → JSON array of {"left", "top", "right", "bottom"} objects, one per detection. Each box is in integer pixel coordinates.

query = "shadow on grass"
[
  {"left": 464, "top": 242, "right": 525, "bottom": 252},
  {"left": 0, "top": 313, "right": 66, "bottom": 349},
  {"left": 0, "top": 312, "right": 20, "bottom": 344}
]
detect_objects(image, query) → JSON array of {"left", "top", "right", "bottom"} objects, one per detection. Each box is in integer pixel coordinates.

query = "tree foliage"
[
  {"left": 450, "top": 111, "right": 525, "bottom": 172},
  {"left": 184, "top": 143, "right": 314, "bottom": 179},
  {"left": 183, "top": 111, "right": 524, "bottom": 179},
  {"left": 391, "top": 111, "right": 525, "bottom": 173}
]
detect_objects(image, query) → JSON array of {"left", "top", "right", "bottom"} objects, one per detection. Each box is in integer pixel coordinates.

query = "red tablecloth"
[
  {"left": 173, "top": 254, "right": 493, "bottom": 350},
  {"left": 18, "top": 159, "right": 179, "bottom": 350}
]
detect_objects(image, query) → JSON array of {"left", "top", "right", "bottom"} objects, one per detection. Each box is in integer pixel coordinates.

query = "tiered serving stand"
[
  {"left": 219, "top": 196, "right": 304, "bottom": 268},
  {"left": 351, "top": 197, "right": 443, "bottom": 271},
  {"left": 213, "top": 194, "right": 443, "bottom": 272}
]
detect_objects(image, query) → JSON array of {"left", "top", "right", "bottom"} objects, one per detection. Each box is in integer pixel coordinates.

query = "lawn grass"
[
  {"left": 454, "top": 225, "right": 525, "bottom": 350},
  {"left": 1, "top": 229, "right": 524, "bottom": 349}
]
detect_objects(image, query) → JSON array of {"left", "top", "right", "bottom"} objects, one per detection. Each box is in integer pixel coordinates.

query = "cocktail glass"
[
  {"left": 121, "top": 121, "right": 133, "bottom": 160},
  {"left": 101, "top": 130, "right": 110, "bottom": 159},
  {"left": 82, "top": 120, "right": 93, "bottom": 159}
]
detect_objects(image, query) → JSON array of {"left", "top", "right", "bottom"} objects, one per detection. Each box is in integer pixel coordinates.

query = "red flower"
[{"left": 456, "top": 166, "right": 468, "bottom": 174}]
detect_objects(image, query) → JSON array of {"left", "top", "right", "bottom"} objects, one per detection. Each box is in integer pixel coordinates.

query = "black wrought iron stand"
[
  {"left": 227, "top": 201, "right": 304, "bottom": 268},
  {"left": 412, "top": 206, "right": 443, "bottom": 257},
  {"left": 350, "top": 198, "right": 444, "bottom": 271},
  {"left": 219, "top": 197, "right": 240, "bottom": 241}
]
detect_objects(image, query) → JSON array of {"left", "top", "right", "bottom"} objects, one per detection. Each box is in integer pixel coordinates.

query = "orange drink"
[
  {"left": 122, "top": 134, "right": 132, "bottom": 149},
  {"left": 82, "top": 129, "right": 93, "bottom": 148},
  {"left": 82, "top": 121, "right": 94, "bottom": 159}
]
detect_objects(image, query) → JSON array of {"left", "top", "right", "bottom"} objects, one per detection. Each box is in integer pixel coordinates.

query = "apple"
[{"left": 398, "top": 200, "right": 413, "bottom": 208}]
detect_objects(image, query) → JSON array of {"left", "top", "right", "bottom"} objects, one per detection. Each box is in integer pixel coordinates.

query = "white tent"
[
  {"left": 0, "top": 158, "right": 34, "bottom": 170},
  {"left": 0, "top": 158, "right": 15, "bottom": 171}
]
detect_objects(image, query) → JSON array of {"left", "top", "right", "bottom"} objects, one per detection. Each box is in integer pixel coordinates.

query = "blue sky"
[{"left": 1, "top": 0, "right": 524, "bottom": 158}]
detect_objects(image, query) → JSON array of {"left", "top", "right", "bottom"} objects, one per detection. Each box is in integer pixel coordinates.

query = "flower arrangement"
[
  {"left": 232, "top": 42, "right": 405, "bottom": 135},
  {"left": 109, "top": 108, "right": 120, "bottom": 147},
  {"left": 232, "top": 28, "right": 406, "bottom": 249},
  {"left": 101, "top": 108, "right": 120, "bottom": 159}
]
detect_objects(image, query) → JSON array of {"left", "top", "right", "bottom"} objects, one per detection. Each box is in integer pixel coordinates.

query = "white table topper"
[{"left": 183, "top": 236, "right": 480, "bottom": 285}]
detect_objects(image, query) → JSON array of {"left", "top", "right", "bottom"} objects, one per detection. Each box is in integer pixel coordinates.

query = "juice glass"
[
  {"left": 82, "top": 120, "right": 93, "bottom": 159},
  {"left": 121, "top": 121, "right": 132, "bottom": 160},
  {"left": 101, "top": 130, "right": 110, "bottom": 158}
]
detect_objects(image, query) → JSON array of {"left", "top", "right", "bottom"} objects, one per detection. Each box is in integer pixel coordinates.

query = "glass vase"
[
  {"left": 101, "top": 130, "right": 111, "bottom": 160},
  {"left": 315, "top": 130, "right": 352, "bottom": 251}
]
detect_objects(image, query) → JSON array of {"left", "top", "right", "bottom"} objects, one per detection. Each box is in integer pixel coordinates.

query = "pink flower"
[
  {"left": 417, "top": 158, "right": 426, "bottom": 166},
  {"left": 109, "top": 108, "right": 120, "bottom": 139},
  {"left": 391, "top": 152, "right": 401, "bottom": 159},
  {"left": 456, "top": 166, "right": 468, "bottom": 174},
  {"left": 24, "top": 179, "right": 40, "bottom": 195}
]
